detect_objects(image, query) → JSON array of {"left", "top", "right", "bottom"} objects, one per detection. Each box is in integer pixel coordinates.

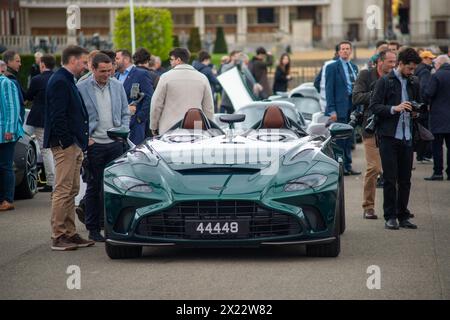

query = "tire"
[
  {"left": 105, "top": 241, "right": 142, "bottom": 259},
  {"left": 306, "top": 201, "right": 341, "bottom": 257},
  {"left": 15, "top": 145, "right": 38, "bottom": 199},
  {"left": 339, "top": 175, "right": 346, "bottom": 235}
]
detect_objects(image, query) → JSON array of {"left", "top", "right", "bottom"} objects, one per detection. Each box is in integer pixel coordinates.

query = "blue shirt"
[
  {"left": 392, "top": 69, "right": 412, "bottom": 141},
  {"left": 340, "top": 58, "right": 356, "bottom": 95},
  {"left": 118, "top": 65, "right": 134, "bottom": 83},
  {"left": 0, "top": 75, "right": 24, "bottom": 143}
]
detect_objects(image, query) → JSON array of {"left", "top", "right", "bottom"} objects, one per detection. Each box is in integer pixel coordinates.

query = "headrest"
[
  {"left": 181, "top": 108, "right": 210, "bottom": 130},
  {"left": 261, "top": 106, "right": 288, "bottom": 129}
]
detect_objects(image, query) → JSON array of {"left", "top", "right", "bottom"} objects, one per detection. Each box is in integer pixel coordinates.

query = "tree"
[
  {"left": 113, "top": 7, "right": 173, "bottom": 59},
  {"left": 213, "top": 26, "right": 228, "bottom": 54},
  {"left": 188, "top": 27, "right": 202, "bottom": 54},
  {"left": 172, "top": 34, "right": 180, "bottom": 48}
]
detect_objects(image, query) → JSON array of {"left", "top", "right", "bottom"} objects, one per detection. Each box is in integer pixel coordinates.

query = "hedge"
[
  {"left": 213, "top": 27, "right": 228, "bottom": 54},
  {"left": 188, "top": 27, "right": 202, "bottom": 54},
  {"left": 1, "top": 53, "right": 61, "bottom": 89}
]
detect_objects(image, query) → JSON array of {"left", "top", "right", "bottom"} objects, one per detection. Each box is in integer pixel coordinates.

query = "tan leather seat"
[
  {"left": 261, "top": 106, "right": 288, "bottom": 129},
  {"left": 181, "top": 108, "right": 209, "bottom": 130}
]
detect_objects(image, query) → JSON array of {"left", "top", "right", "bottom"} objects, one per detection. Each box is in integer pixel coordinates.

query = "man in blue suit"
[
  {"left": 115, "top": 49, "right": 154, "bottom": 144},
  {"left": 325, "top": 41, "right": 361, "bottom": 176}
]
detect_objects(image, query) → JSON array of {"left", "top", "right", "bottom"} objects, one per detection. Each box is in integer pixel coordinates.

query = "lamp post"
[
  {"left": 385, "top": 0, "right": 395, "bottom": 40},
  {"left": 129, "top": 0, "right": 136, "bottom": 53}
]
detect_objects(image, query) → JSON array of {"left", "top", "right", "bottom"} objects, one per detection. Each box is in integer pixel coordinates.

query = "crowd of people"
[
  {"left": 0, "top": 41, "right": 449, "bottom": 250},
  {"left": 314, "top": 40, "right": 450, "bottom": 230}
]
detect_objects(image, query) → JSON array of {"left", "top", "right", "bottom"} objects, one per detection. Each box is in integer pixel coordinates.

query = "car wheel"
[
  {"left": 15, "top": 144, "right": 38, "bottom": 199},
  {"left": 306, "top": 202, "right": 341, "bottom": 258},
  {"left": 105, "top": 242, "right": 142, "bottom": 259}
]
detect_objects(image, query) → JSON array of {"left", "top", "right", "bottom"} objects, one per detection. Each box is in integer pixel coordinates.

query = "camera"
[
  {"left": 348, "top": 110, "right": 364, "bottom": 128},
  {"left": 407, "top": 101, "right": 425, "bottom": 113}
]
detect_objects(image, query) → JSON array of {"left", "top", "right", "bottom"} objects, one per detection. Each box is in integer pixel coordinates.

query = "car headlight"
[
  {"left": 112, "top": 176, "right": 153, "bottom": 193},
  {"left": 284, "top": 174, "right": 327, "bottom": 192}
]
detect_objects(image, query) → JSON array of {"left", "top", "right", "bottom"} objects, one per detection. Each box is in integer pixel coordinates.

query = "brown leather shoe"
[
  {"left": 69, "top": 234, "right": 95, "bottom": 248},
  {"left": 51, "top": 235, "right": 78, "bottom": 251},
  {"left": 0, "top": 201, "right": 15, "bottom": 211},
  {"left": 363, "top": 209, "right": 378, "bottom": 220}
]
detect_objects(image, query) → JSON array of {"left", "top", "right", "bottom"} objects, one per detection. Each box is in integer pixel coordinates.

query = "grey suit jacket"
[{"left": 77, "top": 75, "right": 130, "bottom": 135}]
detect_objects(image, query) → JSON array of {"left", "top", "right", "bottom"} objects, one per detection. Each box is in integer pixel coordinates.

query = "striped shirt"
[{"left": 0, "top": 75, "right": 24, "bottom": 143}]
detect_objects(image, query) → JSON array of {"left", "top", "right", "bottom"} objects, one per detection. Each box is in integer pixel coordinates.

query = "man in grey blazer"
[{"left": 77, "top": 53, "right": 130, "bottom": 242}]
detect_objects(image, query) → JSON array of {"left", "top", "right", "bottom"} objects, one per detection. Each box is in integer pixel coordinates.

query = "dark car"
[
  {"left": 13, "top": 131, "right": 39, "bottom": 199},
  {"left": 14, "top": 111, "right": 41, "bottom": 199}
]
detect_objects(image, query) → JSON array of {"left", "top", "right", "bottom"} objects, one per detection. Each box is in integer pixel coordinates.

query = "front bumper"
[
  {"left": 106, "top": 236, "right": 337, "bottom": 247},
  {"left": 104, "top": 189, "right": 339, "bottom": 247}
]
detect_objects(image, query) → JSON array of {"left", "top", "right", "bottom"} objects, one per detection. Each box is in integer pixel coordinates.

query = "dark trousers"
[
  {"left": 416, "top": 116, "right": 433, "bottom": 160},
  {"left": 85, "top": 141, "right": 123, "bottom": 232},
  {"left": 220, "top": 105, "right": 234, "bottom": 114},
  {"left": 0, "top": 141, "right": 17, "bottom": 203},
  {"left": 336, "top": 118, "right": 353, "bottom": 172},
  {"left": 432, "top": 133, "right": 450, "bottom": 176},
  {"left": 416, "top": 140, "right": 433, "bottom": 160},
  {"left": 129, "top": 122, "right": 146, "bottom": 145},
  {"left": 378, "top": 136, "right": 413, "bottom": 221}
]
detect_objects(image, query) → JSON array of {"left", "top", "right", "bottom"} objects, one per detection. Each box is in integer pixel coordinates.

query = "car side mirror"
[
  {"left": 107, "top": 127, "right": 130, "bottom": 140},
  {"left": 329, "top": 123, "right": 353, "bottom": 140}
]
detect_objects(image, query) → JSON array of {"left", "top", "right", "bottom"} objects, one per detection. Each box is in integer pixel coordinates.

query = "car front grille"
[{"left": 136, "top": 200, "right": 302, "bottom": 240}]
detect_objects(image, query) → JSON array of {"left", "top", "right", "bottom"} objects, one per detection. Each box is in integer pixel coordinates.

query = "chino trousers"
[
  {"left": 50, "top": 144, "right": 83, "bottom": 239},
  {"left": 362, "top": 136, "right": 382, "bottom": 210}
]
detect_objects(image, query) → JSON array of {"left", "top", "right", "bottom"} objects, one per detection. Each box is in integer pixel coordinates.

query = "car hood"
[
  {"left": 149, "top": 135, "right": 311, "bottom": 168},
  {"left": 117, "top": 135, "right": 334, "bottom": 197}
]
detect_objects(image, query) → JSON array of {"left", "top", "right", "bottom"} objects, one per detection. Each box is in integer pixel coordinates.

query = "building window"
[
  {"left": 347, "top": 23, "right": 360, "bottom": 41},
  {"left": 205, "top": 14, "right": 237, "bottom": 25},
  {"left": 10, "top": 12, "right": 17, "bottom": 35},
  {"left": 257, "top": 8, "right": 275, "bottom": 24},
  {"left": 173, "top": 14, "right": 193, "bottom": 25},
  {"left": 435, "top": 21, "right": 448, "bottom": 39}
]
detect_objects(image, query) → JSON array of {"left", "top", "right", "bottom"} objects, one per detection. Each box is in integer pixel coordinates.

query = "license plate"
[{"left": 185, "top": 220, "right": 249, "bottom": 238}]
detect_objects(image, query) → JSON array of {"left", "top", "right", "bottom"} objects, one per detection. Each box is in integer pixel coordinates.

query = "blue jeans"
[
  {"left": 0, "top": 141, "right": 17, "bottom": 203},
  {"left": 129, "top": 122, "right": 146, "bottom": 145}
]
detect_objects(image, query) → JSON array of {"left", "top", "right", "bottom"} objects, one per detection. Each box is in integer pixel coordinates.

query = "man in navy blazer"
[
  {"left": 115, "top": 49, "right": 154, "bottom": 144},
  {"left": 26, "top": 54, "right": 56, "bottom": 192},
  {"left": 325, "top": 41, "right": 361, "bottom": 175},
  {"left": 44, "top": 45, "right": 95, "bottom": 251}
]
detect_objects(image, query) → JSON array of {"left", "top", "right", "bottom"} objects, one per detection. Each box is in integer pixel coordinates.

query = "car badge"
[{"left": 209, "top": 186, "right": 226, "bottom": 191}]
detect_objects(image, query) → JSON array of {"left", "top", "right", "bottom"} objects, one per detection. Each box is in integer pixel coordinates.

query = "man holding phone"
[{"left": 115, "top": 49, "right": 153, "bottom": 144}]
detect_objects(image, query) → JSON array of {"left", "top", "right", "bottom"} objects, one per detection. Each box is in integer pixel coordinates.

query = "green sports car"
[{"left": 103, "top": 106, "right": 353, "bottom": 259}]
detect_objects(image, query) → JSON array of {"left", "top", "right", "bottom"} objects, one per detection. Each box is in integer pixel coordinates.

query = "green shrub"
[
  {"left": 213, "top": 27, "right": 228, "bottom": 54},
  {"left": 188, "top": 27, "right": 202, "bottom": 54},
  {"left": 113, "top": 7, "right": 173, "bottom": 59}
]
